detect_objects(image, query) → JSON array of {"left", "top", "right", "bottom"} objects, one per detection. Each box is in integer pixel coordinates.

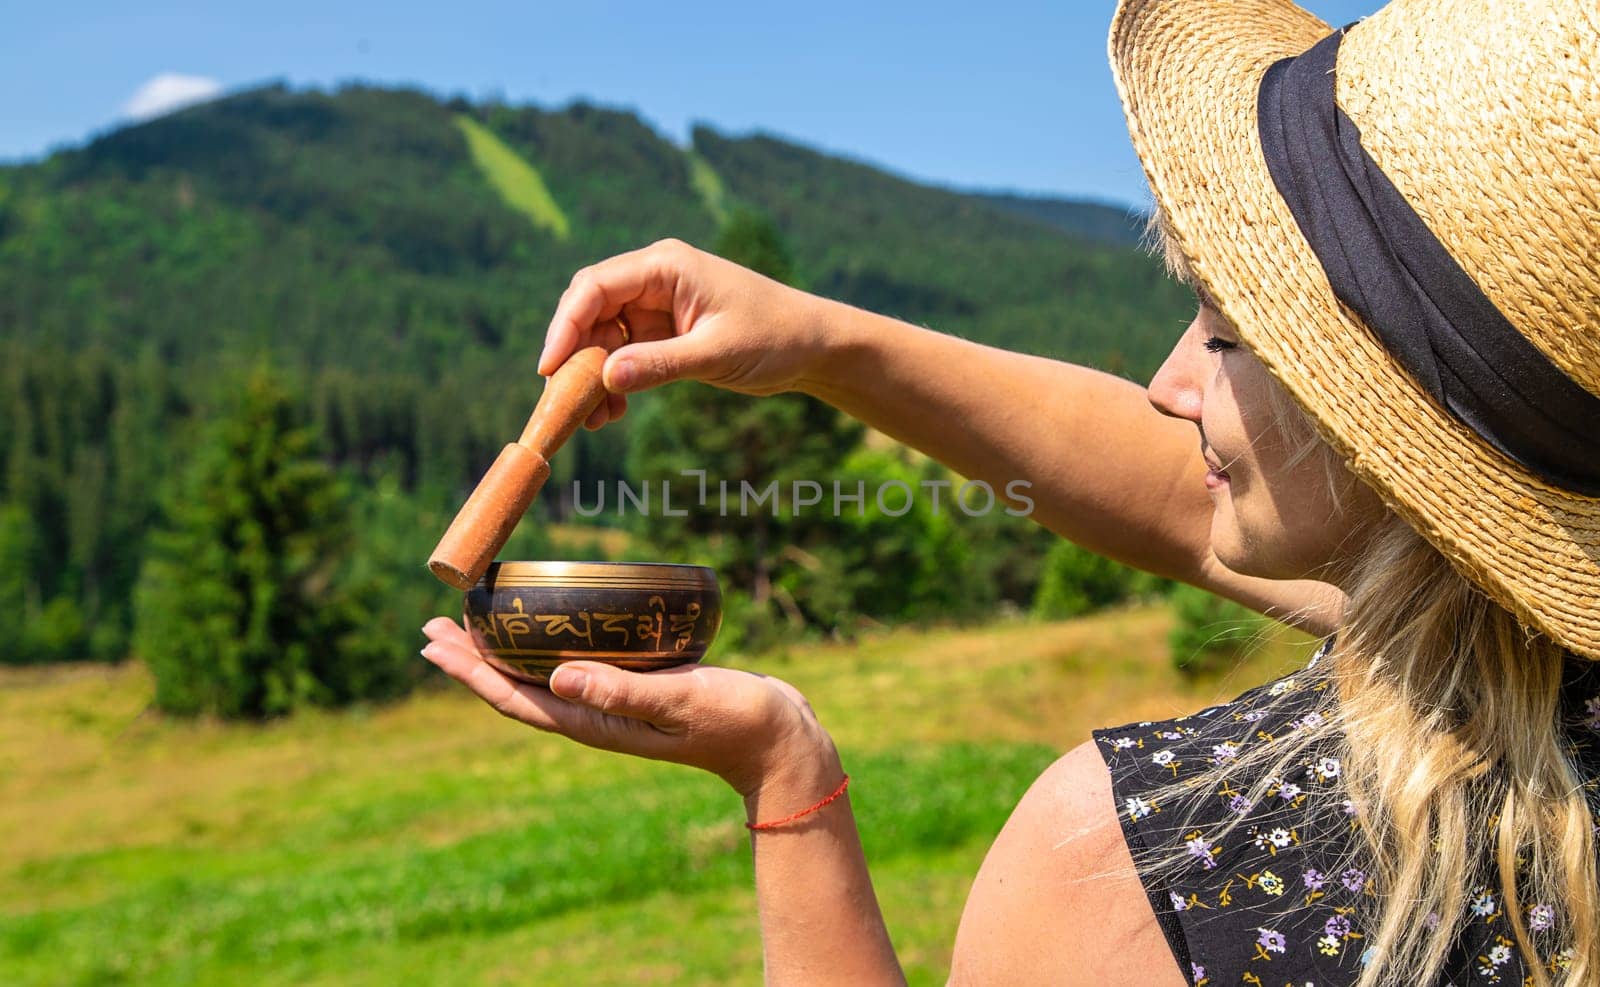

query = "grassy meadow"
[{"left": 2, "top": 606, "right": 1310, "bottom": 985}]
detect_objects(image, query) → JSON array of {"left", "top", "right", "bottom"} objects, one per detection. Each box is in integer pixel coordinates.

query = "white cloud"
[{"left": 122, "top": 73, "right": 223, "bottom": 122}]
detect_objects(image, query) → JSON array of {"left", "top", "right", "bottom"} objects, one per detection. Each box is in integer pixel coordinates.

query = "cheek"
[
  {"left": 1200, "top": 372, "right": 1251, "bottom": 457},
  {"left": 1213, "top": 403, "right": 1351, "bottom": 573},
  {"left": 1247, "top": 447, "right": 1378, "bottom": 576},
  {"left": 1231, "top": 386, "right": 1286, "bottom": 465},
  {"left": 1199, "top": 361, "right": 1369, "bottom": 576}
]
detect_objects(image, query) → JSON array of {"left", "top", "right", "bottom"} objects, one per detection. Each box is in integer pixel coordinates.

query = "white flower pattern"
[
  {"left": 1470, "top": 890, "right": 1497, "bottom": 917},
  {"left": 1088, "top": 637, "right": 1590, "bottom": 985}
]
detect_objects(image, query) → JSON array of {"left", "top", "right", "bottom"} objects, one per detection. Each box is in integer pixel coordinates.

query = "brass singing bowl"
[{"left": 462, "top": 561, "right": 722, "bottom": 685}]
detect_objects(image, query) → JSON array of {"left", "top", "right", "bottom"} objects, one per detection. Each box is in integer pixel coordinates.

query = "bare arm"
[
  {"left": 800, "top": 299, "right": 1341, "bottom": 633},
  {"left": 420, "top": 620, "right": 904, "bottom": 986},
  {"left": 949, "top": 741, "right": 1186, "bottom": 984},
  {"left": 538, "top": 240, "right": 1341, "bottom": 634},
  {"left": 743, "top": 739, "right": 904, "bottom": 986}
]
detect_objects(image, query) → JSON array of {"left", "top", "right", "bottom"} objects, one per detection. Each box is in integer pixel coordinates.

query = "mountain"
[
  {"left": 0, "top": 84, "right": 1194, "bottom": 663},
  {"left": 0, "top": 84, "right": 1187, "bottom": 373},
  {"left": 0, "top": 80, "right": 1196, "bottom": 509}
]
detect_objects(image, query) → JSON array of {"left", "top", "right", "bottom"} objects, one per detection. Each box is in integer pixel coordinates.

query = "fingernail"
[
  {"left": 551, "top": 666, "right": 587, "bottom": 697},
  {"left": 419, "top": 646, "right": 435, "bottom": 663},
  {"left": 609, "top": 360, "right": 634, "bottom": 391}
]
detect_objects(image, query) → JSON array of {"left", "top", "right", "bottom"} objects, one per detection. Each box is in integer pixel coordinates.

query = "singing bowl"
[{"left": 462, "top": 561, "right": 722, "bottom": 685}]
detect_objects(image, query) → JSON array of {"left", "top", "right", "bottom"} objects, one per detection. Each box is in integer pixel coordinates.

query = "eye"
[{"left": 1203, "top": 336, "right": 1238, "bottom": 353}]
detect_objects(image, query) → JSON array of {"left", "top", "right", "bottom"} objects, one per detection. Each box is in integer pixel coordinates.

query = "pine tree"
[{"left": 133, "top": 369, "right": 399, "bottom": 718}]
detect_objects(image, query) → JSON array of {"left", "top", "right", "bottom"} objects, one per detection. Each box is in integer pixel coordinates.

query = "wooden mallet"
[{"left": 427, "top": 345, "right": 610, "bottom": 590}]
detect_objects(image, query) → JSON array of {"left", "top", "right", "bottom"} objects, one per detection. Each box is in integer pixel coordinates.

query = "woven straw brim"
[{"left": 1109, "top": 0, "right": 1600, "bottom": 659}]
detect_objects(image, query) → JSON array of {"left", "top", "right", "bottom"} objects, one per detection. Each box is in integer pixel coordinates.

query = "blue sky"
[{"left": 4, "top": 0, "right": 1380, "bottom": 210}]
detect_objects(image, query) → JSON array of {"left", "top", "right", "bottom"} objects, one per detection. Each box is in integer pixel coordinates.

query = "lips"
[{"left": 1203, "top": 460, "right": 1230, "bottom": 491}]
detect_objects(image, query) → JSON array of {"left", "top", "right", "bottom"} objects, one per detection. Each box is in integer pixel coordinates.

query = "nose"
[{"left": 1147, "top": 315, "right": 1205, "bottom": 423}]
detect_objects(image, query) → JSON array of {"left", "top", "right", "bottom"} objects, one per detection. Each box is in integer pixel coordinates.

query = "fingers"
[
  {"left": 582, "top": 391, "right": 628, "bottom": 431},
  {"left": 613, "top": 306, "right": 674, "bottom": 347},
  {"left": 602, "top": 331, "right": 722, "bottom": 394},
  {"left": 421, "top": 619, "right": 816, "bottom": 784},
  {"left": 423, "top": 615, "right": 471, "bottom": 642},
  {"left": 420, "top": 618, "right": 686, "bottom": 754},
  {"left": 419, "top": 620, "right": 564, "bottom": 731},
  {"left": 538, "top": 240, "right": 692, "bottom": 375},
  {"left": 548, "top": 661, "right": 700, "bottom": 727},
  {"left": 605, "top": 391, "right": 627, "bottom": 422}
]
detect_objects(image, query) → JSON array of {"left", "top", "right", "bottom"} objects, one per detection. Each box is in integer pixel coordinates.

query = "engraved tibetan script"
[{"left": 474, "top": 594, "right": 704, "bottom": 653}]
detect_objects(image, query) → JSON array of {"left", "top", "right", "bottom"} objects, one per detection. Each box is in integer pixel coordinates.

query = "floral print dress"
[{"left": 1093, "top": 640, "right": 1600, "bottom": 986}]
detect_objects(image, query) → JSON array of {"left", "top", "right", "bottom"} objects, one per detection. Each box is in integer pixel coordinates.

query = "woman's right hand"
[{"left": 537, "top": 239, "right": 836, "bottom": 429}]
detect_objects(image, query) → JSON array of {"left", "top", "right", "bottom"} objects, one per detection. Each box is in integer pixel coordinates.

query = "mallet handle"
[
  {"left": 518, "top": 346, "right": 610, "bottom": 456},
  {"left": 427, "top": 346, "right": 611, "bottom": 590}
]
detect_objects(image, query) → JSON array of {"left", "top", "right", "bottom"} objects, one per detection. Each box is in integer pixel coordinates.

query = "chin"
[
  {"left": 1213, "top": 543, "right": 1266, "bottom": 578},
  {"left": 1210, "top": 518, "right": 1290, "bottom": 581}
]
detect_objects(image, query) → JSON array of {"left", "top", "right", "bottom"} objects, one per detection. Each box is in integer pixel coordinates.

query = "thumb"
[
  {"left": 549, "top": 661, "right": 696, "bottom": 724},
  {"left": 604, "top": 333, "right": 725, "bottom": 393}
]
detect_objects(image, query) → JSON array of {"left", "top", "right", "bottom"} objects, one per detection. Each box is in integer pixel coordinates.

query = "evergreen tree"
[
  {"left": 709, "top": 207, "right": 795, "bottom": 286},
  {"left": 133, "top": 370, "right": 403, "bottom": 717},
  {"left": 0, "top": 345, "right": 174, "bottom": 662}
]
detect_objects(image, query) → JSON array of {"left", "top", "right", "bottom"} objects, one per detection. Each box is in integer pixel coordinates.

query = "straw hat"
[{"left": 1109, "top": 0, "right": 1600, "bottom": 659}]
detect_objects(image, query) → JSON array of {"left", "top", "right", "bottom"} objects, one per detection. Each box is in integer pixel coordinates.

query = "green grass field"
[{"left": 1, "top": 606, "right": 1307, "bottom": 985}]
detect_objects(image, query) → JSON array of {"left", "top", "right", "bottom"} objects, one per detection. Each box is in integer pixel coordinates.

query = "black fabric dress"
[{"left": 1093, "top": 641, "right": 1600, "bottom": 986}]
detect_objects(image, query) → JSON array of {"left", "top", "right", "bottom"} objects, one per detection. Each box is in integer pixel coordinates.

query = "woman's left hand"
[{"left": 420, "top": 617, "right": 832, "bottom": 797}]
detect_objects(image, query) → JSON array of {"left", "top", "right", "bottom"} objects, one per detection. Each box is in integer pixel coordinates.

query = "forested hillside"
[
  {"left": 0, "top": 83, "right": 1192, "bottom": 673},
  {"left": 975, "top": 192, "right": 1146, "bottom": 248}
]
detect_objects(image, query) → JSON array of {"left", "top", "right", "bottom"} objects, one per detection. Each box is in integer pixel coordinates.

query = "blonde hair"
[
  {"left": 1333, "top": 517, "right": 1599, "bottom": 985},
  {"left": 1144, "top": 211, "right": 1600, "bottom": 985}
]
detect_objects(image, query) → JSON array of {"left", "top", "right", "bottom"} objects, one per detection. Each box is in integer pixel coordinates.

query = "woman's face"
[{"left": 1147, "top": 298, "right": 1385, "bottom": 585}]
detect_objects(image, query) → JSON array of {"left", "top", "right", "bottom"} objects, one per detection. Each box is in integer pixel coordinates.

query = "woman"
[{"left": 423, "top": 0, "right": 1600, "bottom": 982}]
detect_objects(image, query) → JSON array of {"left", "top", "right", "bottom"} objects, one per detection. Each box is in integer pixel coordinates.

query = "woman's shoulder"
[
  {"left": 949, "top": 740, "right": 1189, "bottom": 985},
  {"left": 951, "top": 649, "right": 1352, "bottom": 986}
]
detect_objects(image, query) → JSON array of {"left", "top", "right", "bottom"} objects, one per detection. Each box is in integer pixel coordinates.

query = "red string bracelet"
[{"left": 745, "top": 774, "right": 851, "bottom": 831}]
